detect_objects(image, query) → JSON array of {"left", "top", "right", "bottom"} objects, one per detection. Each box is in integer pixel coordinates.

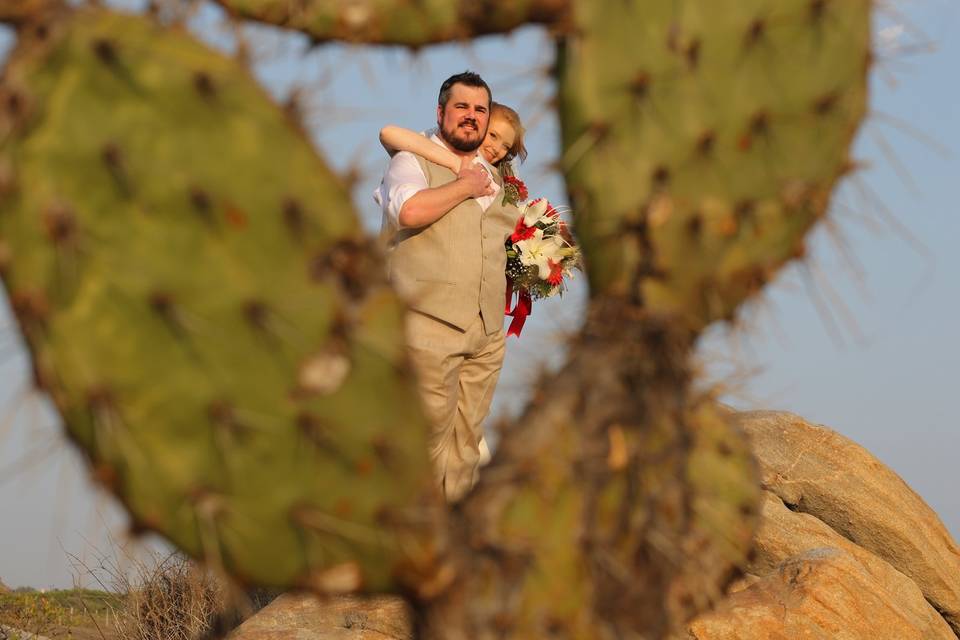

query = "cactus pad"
[
  {"left": 558, "top": 0, "right": 871, "bottom": 328},
  {"left": 0, "top": 0, "right": 63, "bottom": 25},
  {"left": 0, "top": 7, "right": 446, "bottom": 592},
  {"left": 213, "top": 0, "right": 569, "bottom": 46}
]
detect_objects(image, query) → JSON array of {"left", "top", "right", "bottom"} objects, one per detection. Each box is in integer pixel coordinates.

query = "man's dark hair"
[{"left": 438, "top": 71, "right": 492, "bottom": 109}]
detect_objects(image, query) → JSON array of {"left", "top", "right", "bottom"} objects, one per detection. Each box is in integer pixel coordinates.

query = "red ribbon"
[{"left": 504, "top": 277, "right": 532, "bottom": 337}]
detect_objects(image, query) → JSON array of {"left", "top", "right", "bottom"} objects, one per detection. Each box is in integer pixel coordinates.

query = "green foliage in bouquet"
[{"left": 0, "top": 0, "right": 873, "bottom": 637}]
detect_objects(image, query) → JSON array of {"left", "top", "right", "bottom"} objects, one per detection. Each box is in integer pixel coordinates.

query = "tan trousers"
[{"left": 405, "top": 311, "right": 505, "bottom": 502}]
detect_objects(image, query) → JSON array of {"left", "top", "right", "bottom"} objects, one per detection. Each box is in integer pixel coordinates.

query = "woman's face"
[{"left": 480, "top": 116, "right": 517, "bottom": 165}]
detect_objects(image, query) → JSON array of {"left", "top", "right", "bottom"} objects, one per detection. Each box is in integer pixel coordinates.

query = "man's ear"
[{"left": 436, "top": 104, "right": 443, "bottom": 126}]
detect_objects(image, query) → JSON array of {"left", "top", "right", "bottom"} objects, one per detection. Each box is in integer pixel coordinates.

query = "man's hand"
[
  {"left": 457, "top": 156, "right": 494, "bottom": 199},
  {"left": 397, "top": 157, "right": 494, "bottom": 228}
]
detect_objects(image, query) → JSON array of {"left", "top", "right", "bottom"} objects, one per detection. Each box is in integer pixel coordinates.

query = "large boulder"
[
  {"left": 226, "top": 592, "right": 412, "bottom": 640},
  {"left": 688, "top": 547, "right": 955, "bottom": 640},
  {"left": 229, "top": 411, "right": 960, "bottom": 640},
  {"left": 683, "top": 410, "right": 960, "bottom": 639},
  {"left": 740, "top": 410, "right": 960, "bottom": 635}
]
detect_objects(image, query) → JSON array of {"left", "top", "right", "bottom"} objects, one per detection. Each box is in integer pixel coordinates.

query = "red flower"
[
  {"left": 510, "top": 216, "right": 536, "bottom": 244},
  {"left": 504, "top": 176, "right": 528, "bottom": 202},
  {"left": 547, "top": 259, "right": 564, "bottom": 286}
]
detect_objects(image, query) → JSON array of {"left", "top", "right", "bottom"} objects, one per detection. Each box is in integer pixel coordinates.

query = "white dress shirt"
[{"left": 374, "top": 129, "right": 501, "bottom": 231}]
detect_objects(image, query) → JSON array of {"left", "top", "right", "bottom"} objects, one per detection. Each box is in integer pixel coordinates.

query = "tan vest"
[{"left": 385, "top": 155, "right": 517, "bottom": 335}]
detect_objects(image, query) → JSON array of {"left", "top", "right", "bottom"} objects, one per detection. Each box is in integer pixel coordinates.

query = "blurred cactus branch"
[
  {"left": 0, "top": 0, "right": 67, "bottom": 26},
  {"left": 424, "top": 299, "right": 762, "bottom": 637},
  {"left": 212, "top": 0, "right": 572, "bottom": 46}
]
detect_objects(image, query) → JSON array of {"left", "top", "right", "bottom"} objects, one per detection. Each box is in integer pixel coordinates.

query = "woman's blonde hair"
[{"left": 491, "top": 102, "right": 527, "bottom": 177}]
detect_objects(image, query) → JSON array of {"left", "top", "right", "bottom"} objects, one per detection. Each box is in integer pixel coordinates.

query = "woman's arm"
[{"left": 379, "top": 125, "right": 461, "bottom": 174}]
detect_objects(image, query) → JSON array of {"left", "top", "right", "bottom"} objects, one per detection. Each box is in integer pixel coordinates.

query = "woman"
[{"left": 379, "top": 101, "right": 528, "bottom": 178}]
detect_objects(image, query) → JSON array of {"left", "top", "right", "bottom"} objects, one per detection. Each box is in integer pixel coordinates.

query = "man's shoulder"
[
  {"left": 390, "top": 149, "right": 418, "bottom": 163},
  {"left": 385, "top": 150, "right": 428, "bottom": 176}
]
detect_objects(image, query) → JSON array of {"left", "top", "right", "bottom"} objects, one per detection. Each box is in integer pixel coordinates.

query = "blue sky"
[{"left": 0, "top": 1, "right": 957, "bottom": 588}]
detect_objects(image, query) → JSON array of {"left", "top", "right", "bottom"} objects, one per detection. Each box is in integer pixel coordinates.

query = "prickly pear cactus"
[
  {"left": 0, "top": 0, "right": 62, "bottom": 25},
  {"left": 212, "top": 0, "right": 568, "bottom": 46},
  {"left": 559, "top": 0, "right": 871, "bottom": 330},
  {"left": 0, "top": 0, "right": 874, "bottom": 638},
  {"left": 0, "top": 7, "right": 447, "bottom": 594},
  {"left": 421, "top": 1, "right": 871, "bottom": 637}
]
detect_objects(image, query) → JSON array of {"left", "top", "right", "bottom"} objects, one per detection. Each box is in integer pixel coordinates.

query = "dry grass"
[
  {"left": 68, "top": 545, "right": 275, "bottom": 640},
  {"left": 109, "top": 554, "right": 225, "bottom": 640},
  {"left": 0, "top": 588, "right": 121, "bottom": 639}
]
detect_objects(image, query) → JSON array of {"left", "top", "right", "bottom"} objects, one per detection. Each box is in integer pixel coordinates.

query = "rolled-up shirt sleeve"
[{"left": 373, "top": 151, "right": 428, "bottom": 228}]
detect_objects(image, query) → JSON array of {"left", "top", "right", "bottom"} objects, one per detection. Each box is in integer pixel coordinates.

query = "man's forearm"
[{"left": 398, "top": 180, "right": 473, "bottom": 228}]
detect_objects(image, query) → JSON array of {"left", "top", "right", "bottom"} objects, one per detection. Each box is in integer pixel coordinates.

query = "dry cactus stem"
[
  {"left": 0, "top": 0, "right": 873, "bottom": 638},
  {"left": 422, "top": 308, "right": 762, "bottom": 639}
]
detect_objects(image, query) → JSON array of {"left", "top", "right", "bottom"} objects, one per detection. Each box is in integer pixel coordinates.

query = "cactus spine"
[{"left": 0, "top": 0, "right": 873, "bottom": 637}]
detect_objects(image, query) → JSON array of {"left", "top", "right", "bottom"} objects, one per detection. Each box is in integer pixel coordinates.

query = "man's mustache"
[{"left": 458, "top": 118, "right": 478, "bottom": 130}]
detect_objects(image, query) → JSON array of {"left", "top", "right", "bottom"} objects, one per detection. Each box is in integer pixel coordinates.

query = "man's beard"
[{"left": 440, "top": 119, "right": 484, "bottom": 152}]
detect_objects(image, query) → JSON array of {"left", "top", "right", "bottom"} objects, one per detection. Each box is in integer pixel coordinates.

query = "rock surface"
[
  {"left": 739, "top": 410, "right": 960, "bottom": 635},
  {"left": 751, "top": 487, "right": 942, "bottom": 623},
  {"left": 0, "top": 579, "right": 8, "bottom": 594},
  {"left": 226, "top": 592, "right": 412, "bottom": 640},
  {"left": 691, "top": 492, "right": 955, "bottom": 640},
  {"left": 688, "top": 547, "right": 955, "bottom": 640},
  {"left": 229, "top": 411, "right": 960, "bottom": 640}
]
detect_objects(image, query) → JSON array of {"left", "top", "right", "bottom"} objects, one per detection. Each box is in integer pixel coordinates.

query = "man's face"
[{"left": 437, "top": 83, "right": 490, "bottom": 153}]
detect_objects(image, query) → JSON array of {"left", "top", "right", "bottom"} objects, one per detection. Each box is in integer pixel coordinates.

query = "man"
[{"left": 375, "top": 71, "right": 515, "bottom": 502}]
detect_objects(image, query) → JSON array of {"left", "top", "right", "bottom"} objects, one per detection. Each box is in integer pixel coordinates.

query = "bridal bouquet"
[{"left": 504, "top": 187, "right": 581, "bottom": 336}]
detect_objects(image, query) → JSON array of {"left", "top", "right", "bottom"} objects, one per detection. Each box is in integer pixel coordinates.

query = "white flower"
[
  {"left": 520, "top": 198, "right": 549, "bottom": 227},
  {"left": 515, "top": 228, "right": 565, "bottom": 280}
]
